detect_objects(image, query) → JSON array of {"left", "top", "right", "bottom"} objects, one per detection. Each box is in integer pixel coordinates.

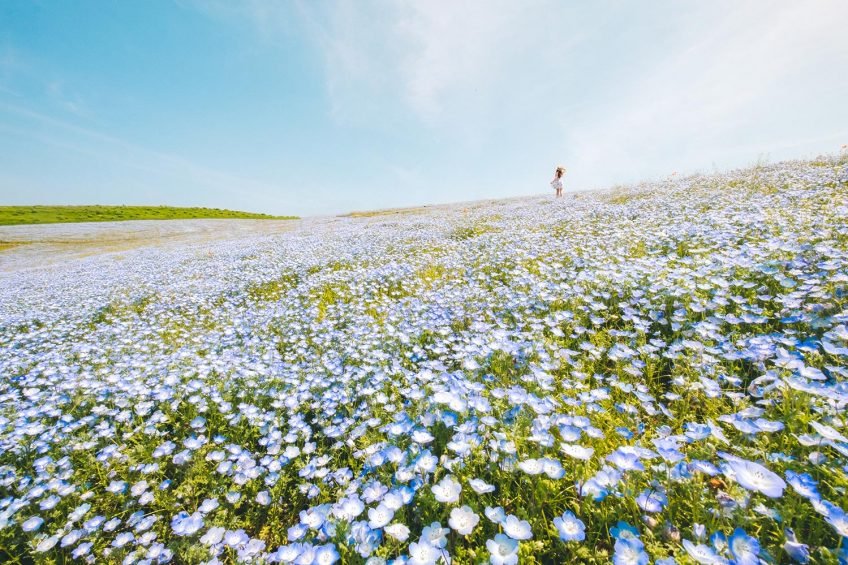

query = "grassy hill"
[{"left": 0, "top": 205, "right": 298, "bottom": 226}]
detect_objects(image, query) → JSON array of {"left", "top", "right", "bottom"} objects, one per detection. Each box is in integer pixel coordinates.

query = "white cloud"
[{"left": 563, "top": 1, "right": 848, "bottom": 188}]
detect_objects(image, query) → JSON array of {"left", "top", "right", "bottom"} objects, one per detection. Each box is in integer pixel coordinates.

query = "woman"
[{"left": 551, "top": 166, "right": 566, "bottom": 198}]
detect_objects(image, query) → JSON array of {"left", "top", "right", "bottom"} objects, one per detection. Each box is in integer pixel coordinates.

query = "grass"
[{"left": 0, "top": 205, "right": 298, "bottom": 226}]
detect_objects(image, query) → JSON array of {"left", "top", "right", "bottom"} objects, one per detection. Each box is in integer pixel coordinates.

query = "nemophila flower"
[
  {"left": 782, "top": 529, "right": 809, "bottom": 563},
  {"left": 199, "top": 497, "right": 219, "bottom": 513},
  {"left": 103, "top": 517, "right": 121, "bottom": 532},
  {"left": 502, "top": 514, "right": 532, "bottom": 540},
  {"left": 421, "top": 522, "right": 449, "bottom": 548},
  {"left": 411, "top": 429, "right": 434, "bottom": 444},
  {"left": 112, "top": 531, "right": 134, "bottom": 548},
  {"left": 256, "top": 490, "right": 272, "bottom": 505},
  {"left": 486, "top": 533, "right": 519, "bottom": 565},
  {"left": 689, "top": 460, "right": 719, "bottom": 476},
  {"left": 613, "top": 537, "right": 649, "bottom": 565},
  {"left": 21, "top": 516, "right": 44, "bottom": 532},
  {"left": 171, "top": 511, "right": 204, "bottom": 536},
  {"left": 313, "top": 543, "right": 340, "bottom": 565},
  {"left": 560, "top": 443, "right": 593, "bottom": 460},
  {"left": 611, "top": 521, "right": 640, "bottom": 541},
  {"left": 288, "top": 522, "right": 308, "bottom": 541},
  {"left": 363, "top": 481, "right": 389, "bottom": 503},
  {"left": 485, "top": 506, "right": 506, "bottom": 524},
  {"left": 201, "top": 526, "right": 226, "bottom": 546},
  {"left": 34, "top": 535, "right": 59, "bottom": 553},
  {"left": 367, "top": 503, "right": 394, "bottom": 529},
  {"left": 517, "top": 458, "right": 544, "bottom": 475},
  {"left": 449, "top": 505, "right": 479, "bottom": 535},
  {"left": 636, "top": 489, "right": 668, "bottom": 513},
  {"left": 384, "top": 522, "right": 410, "bottom": 542},
  {"left": 301, "top": 506, "right": 328, "bottom": 530},
  {"left": 821, "top": 501, "right": 848, "bottom": 537},
  {"left": 723, "top": 457, "right": 786, "bottom": 498},
  {"left": 541, "top": 457, "right": 565, "bottom": 479},
  {"left": 810, "top": 420, "right": 848, "bottom": 443},
  {"left": 60, "top": 530, "right": 81, "bottom": 547},
  {"left": 72, "top": 542, "right": 93, "bottom": 559},
  {"left": 553, "top": 511, "right": 585, "bottom": 542},
  {"left": 469, "top": 478, "right": 495, "bottom": 494},
  {"left": 408, "top": 540, "right": 441, "bottom": 565},
  {"left": 682, "top": 539, "right": 728, "bottom": 564},
  {"left": 106, "top": 480, "right": 127, "bottom": 494},
  {"left": 431, "top": 476, "right": 461, "bottom": 503},
  {"left": 729, "top": 528, "right": 760, "bottom": 565},
  {"left": 785, "top": 470, "right": 819, "bottom": 500},
  {"left": 335, "top": 495, "right": 365, "bottom": 520},
  {"left": 607, "top": 449, "right": 645, "bottom": 472},
  {"left": 224, "top": 528, "right": 249, "bottom": 548}
]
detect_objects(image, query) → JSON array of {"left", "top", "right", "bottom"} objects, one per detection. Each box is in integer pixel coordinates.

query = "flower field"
[{"left": 1, "top": 155, "right": 848, "bottom": 564}]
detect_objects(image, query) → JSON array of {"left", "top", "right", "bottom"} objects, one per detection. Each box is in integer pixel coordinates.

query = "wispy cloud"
[
  {"left": 205, "top": 0, "right": 576, "bottom": 126},
  {"left": 563, "top": 1, "right": 848, "bottom": 187}
]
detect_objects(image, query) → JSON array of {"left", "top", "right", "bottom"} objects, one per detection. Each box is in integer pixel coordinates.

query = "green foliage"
[{"left": 0, "top": 205, "right": 298, "bottom": 226}]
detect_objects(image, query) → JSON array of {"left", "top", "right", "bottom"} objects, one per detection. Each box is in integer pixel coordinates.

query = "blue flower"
[
  {"left": 636, "top": 489, "right": 667, "bottom": 513},
  {"left": 553, "top": 511, "right": 585, "bottom": 542},
  {"left": 682, "top": 539, "right": 727, "bottom": 564},
  {"left": 729, "top": 528, "right": 760, "bottom": 565},
  {"left": 785, "top": 470, "right": 820, "bottom": 500},
  {"left": 722, "top": 457, "right": 786, "bottom": 498},
  {"left": 783, "top": 529, "right": 810, "bottom": 564},
  {"left": 613, "top": 537, "right": 649, "bottom": 565},
  {"left": 611, "top": 521, "right": 640, "bottom": 540}
]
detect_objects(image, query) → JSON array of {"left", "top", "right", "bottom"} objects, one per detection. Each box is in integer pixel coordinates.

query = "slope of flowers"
[{"left": 1, "top": 156, "right": 848, "bottom": 564}]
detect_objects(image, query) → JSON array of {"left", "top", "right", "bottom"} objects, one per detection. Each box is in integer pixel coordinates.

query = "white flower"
[
  {"left": 22, "top": 516, "right": 44, "bottom": 532},
  {"left": 256, "top": 491, "right": 272, "bottom": 505},
  {"left": 810, "top": 421, "right": 848, "bottom": 443},
  {"left": 683, "top": 539, "right": 728, "bottom": 564},
  {"left": 541, "top": 458, "right": 565, "bottom": 479},
  {"left": 335, "top": 495, "right": 365, "bottom": 520},
  {"left": 724, "top": 458, "right": 786, "bottom": 498},
  {"left": 486, "top": 533, "right": 519, "bottom": 565},
  {"left": 503, "top": 514, "right": 533, "bottom": 540},
  {"left": 517, "top": 458, "right": 544, "bottom": 475},
  {"left": 560, "top": 443, "right": 594, "bottom": 460},
  {"left": 199, "top": 498, "right": 219, "bottom": 513},
  {"left": 448, "top": 505, "right": 480, "bottom": 535},
  {"left": 367, "top": 503, "right": 394, "bottom": 529},
  {"left": 411, "top": 430, "right": 435, "bottom": 444},
  {"left": 431, "top": 475, "right": 461, "bottom": 503},
  {"left": 201, "top": 526, "right": 226, "bottom": 546},
  {"left": 421, "top": 522, "right": 449, "bottom": 548},
  {"left": 469, "top": 478, "right": 495, "bottom": 494},
  {"left": 35, "top": 535, "right": 59, "bottom": 553},
  {"left": 408, "top": 540, "right": 441, "bottom": 565},
  {"left": 112, "top": 531, "right": 134, "bottom": 547},
  {"left": 384, "top": 522, "right": 410, "bottom": 542},
  {"left": 485, "top": 506, "right": 506, "bottom": 523}
]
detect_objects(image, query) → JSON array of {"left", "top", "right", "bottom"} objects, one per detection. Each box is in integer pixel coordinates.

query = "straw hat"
[{"left": 556, "top": 165, "right": 566, "bottom": 173}]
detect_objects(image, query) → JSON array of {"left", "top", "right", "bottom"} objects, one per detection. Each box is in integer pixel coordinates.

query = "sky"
[{"left": 1, "top": 1, "right": 846, "bottom": 217}]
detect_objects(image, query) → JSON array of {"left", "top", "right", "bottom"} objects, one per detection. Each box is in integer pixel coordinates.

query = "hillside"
[{"left": 0, "top": 155, "right": 847, "bottom": 563}]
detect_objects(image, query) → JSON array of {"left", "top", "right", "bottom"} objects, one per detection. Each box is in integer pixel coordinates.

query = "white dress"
[{"left": 551, "top": 177, "right": 563, "bottom": 190}]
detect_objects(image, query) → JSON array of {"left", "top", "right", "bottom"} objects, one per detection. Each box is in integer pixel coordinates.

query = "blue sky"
[{"left": 1, "top": 1, "right": 846, "bottom": 216}]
